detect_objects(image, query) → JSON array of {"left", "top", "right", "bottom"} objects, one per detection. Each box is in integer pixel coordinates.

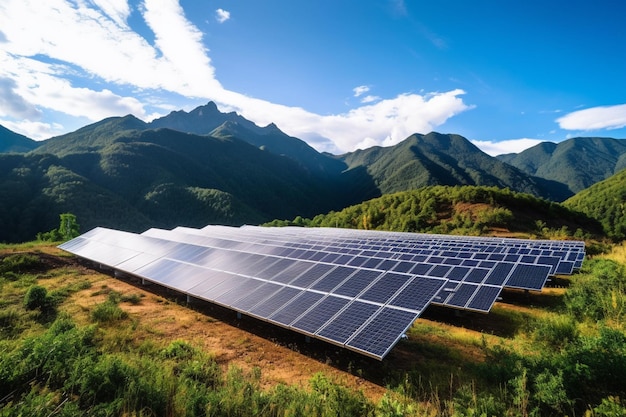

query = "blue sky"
[{"left": 1, "top": 0, "right": 625, "bottom": 155}]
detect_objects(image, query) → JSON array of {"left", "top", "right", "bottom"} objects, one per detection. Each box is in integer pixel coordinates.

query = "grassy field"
[{"left": 1, "top": 242, "right": 625, "bottom": 416}]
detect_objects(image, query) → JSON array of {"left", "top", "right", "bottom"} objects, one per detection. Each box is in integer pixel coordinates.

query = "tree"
[
  {"left": 58, "top": 213, "right": 80, "bottom": 240},
  {"left": 37, "top": 212, "right": 80, "bottom": 242}
]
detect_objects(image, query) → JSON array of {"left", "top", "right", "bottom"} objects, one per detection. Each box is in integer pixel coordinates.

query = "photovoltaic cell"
[
  {"left": 346, "top": 308, "right": 419, "bottom": 359},
  {"left": 505, "top": 264, "right": 550, "bottom": 291},
  {"left": 290, "top": 263, "right": 334, "bottom": 288},
  {"left": 291, "top": 296, "right": 350, "bottom": 334},
  {"left": 270, "top": 291, "right": 325, "bottom": 326},
  {"left": 214, "top": 278, "right": 266, "bottom": 306},
  {"left": 317, "top": 301, "right": 381, "bottom": 344},
  {"left": 446, "top": 283, "right": 479, "bottom": 308},
  {"left": 230, "top": 282, "right": 283, "bottom": 311},
  {"left": 311, "top": 266, "right": 355, "bottom": 292},
  {"left": 466, "top": 285, "right": 501, "bottom": 311},
  {"left": 484, "top": 262, "right": 514, "bottom": 286},
  {"left": 388, "top": 276, "right": 446, "bottom": 312},
  {"left": 359, "top": 272, "right": 411, "bottom": 304},
  {"left": 248, "top": 286, "right": 302, "bottom": 318},
  {"left": 333, "top": 269, "right": 382, "bottom": 297}
]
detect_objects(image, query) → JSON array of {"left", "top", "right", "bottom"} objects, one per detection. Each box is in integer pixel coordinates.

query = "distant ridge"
[
  {"left": 340, "top": 132, "right": 572, "bottom": 201},
  {"left": 497, "top": 137, "right": 626, "bottom": 194},
  {"left": 0, "top": 124, "right": 40, "bottom": 153}
]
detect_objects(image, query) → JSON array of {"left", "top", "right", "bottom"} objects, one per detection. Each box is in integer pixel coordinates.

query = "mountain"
[
  {"left": 1, "top": 121, "right": 358, "bottom": 242},
  {"left": 563, "top": 168, "right": 626, "bottom": 240},
  {"left": 32, "top": 115, "right": 149, "bottom": 156},
  {"left": 497, "top": 137, "right": 626, "bottom": 194},
  {"left": 150, "top": 102, "right": 345, "bottom": 176},
  {"left": 1, "top": 102, "right": 620, "bottom": 243},
  {"left": 148, "top": 101, "right": 259, "bottom": 134},
  {"left": 209, "top": 120, "right": 346, "bottom": 176},
  {"left": 339, "top": 132, "right": 572, "bottom": 201},
  {"left": 0, "top": 125, "right": 40, "bottom": 153}
]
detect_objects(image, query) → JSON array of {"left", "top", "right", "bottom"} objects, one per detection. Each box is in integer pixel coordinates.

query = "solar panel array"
[{"left": 59, "top": 225, "right": 585, "bottom": 360}]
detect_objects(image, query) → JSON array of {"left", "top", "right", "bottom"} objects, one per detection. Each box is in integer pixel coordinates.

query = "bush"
[
  {"left": 91, "top": 294, "right": 128, "bottom": 323},
  {"left": 0, "top": 254, "right": 40, "bottom": 275},
  {"left": 23, "top": 285, "right": 50, "bottom": 310},
  {"left": 532, "top": 315, "right": 579, "bottom": 350}
]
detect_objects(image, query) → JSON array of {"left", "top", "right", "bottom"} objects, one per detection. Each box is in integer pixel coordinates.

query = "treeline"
[{"left": 267, "top": 186, "right": 603, "bottom": 239}]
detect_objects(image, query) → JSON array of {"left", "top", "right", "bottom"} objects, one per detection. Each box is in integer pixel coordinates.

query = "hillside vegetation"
[
  {"left": 267, "top": 185, "right": 604, "bottom": 240},
  {"left": 563, "top": 168, "right": 626, "bottom": 240},
  {"left": 0, "top": 128, "right": 356, "bottom": 242},
  {"left": 340, "top": 132, "right": 571, "bottom": 201},
  {"left": 498, "top": 137, "right": 626, "bottom": 194}
]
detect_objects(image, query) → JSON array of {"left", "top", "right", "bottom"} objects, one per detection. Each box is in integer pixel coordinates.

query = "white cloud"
[
  {"left": 557, "top": 104, "right": 626, "bottom": 131},
  {"left": 360, "top": 95, "right": 380, "bottom": 104},
  {"left": 215, "top": 8, "right": 230, "bottom": 23},
  {"left": 0, "top": 119, "right": 65, "bottom": 141},
  {"left": 353, "top": 85, "right": 370, "bottom": 97},
  {"left": 0, "top": 76, "right": 42, "bottom": 119},
  {"left": 91, "top": 0, "right": 131, "bottom": 26},
  {"left": 0, "top": 0, "right": 474, "bottom": 153},
  {"left": 471, "top": 138, "right": 543, "bottom": 156}
]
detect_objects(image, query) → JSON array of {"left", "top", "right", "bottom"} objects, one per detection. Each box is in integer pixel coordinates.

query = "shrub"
[
  {"left": 91, "top": 295, "right": 128, "bottom": 323},
  {"left": 23, "top": 285, "right": 50, "bottom": 310},
  {"left": 0, "top": 254, "right": 40, "bottom": 275}
]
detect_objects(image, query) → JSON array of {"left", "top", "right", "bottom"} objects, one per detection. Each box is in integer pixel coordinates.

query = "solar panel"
[{"left": 59, "top": 225, "right": 585, "bottom": 360}]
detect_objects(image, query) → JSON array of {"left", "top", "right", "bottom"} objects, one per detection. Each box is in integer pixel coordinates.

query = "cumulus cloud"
[
  {"left": 471, "top": 138, "right": 543, "bottom": 156},
  {"left": 353, "top": 85, "right": 370, "bottom": 97},
  {"left": 215, "top": 8, "right": 230, "bottom": 23},
  {"left": 557, "top": 104, "right": 626, "bottom": 131},
  {"left": 0, "top": 0, "right": 473, "bottom": 152},
  {"left": 0, "top": 77, "right": 42, "bottom": 119},
  {"left": 0, "top": 119, "right": 65, "bottom": 141},
  {"left": 360, "top": 95, "right": 380, "bottom": 104}
]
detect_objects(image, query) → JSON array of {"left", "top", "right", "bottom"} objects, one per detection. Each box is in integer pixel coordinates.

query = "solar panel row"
[{"left": 59, "top": 226, "right": 584, "bottom": 359}]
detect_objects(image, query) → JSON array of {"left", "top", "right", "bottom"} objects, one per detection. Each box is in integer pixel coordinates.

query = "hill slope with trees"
[
  {"left": 498, "top": 137, "right": 626, "bottom": 194},
  {"left": 563, "top": 168, "right": 626, "bottom": 240},
  {"left": 268, "top": 185, "right": 603, "bottom": 239},
  {"left": 0, "top": 127, "right": 358, "bottom": 242},
  {"left": 340, "top": 132, "right": 572, "bottom": 201}
]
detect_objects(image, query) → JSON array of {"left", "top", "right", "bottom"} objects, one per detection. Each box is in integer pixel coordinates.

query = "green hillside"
[
  {"left": 0, "top": 127, "right": 356, "bottom": 243},
  {"left": 0, "top": 124, "right": 40, "bottom": 153},
  {"left": 563, "top": 168, "right": 626, "bottom": 240},
  {"left": 268, "top": 185, "right": 603, "bottom": 239},
  {"left": 340, "top": 132, "right": 572, "bottom": 201},
  {"left": 498, "top": 137, "right": 626, "bottom": 194}
]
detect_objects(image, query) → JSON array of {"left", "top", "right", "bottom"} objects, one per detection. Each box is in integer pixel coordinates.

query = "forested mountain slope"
[
  {"left": 498, "top": 137, "right": 626, "bottom": 194},
  {"left": 563, "top": 168, "right": 626, "bottom": 240},
  {"left": 0, "top": 127, "right": 356, "bottom": 242},
  {"left": 340, "top": 132, "right": 572, "bottom": 201},
  {"left": 0, "top": 104, "right": 622, "bottom": 243}
]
